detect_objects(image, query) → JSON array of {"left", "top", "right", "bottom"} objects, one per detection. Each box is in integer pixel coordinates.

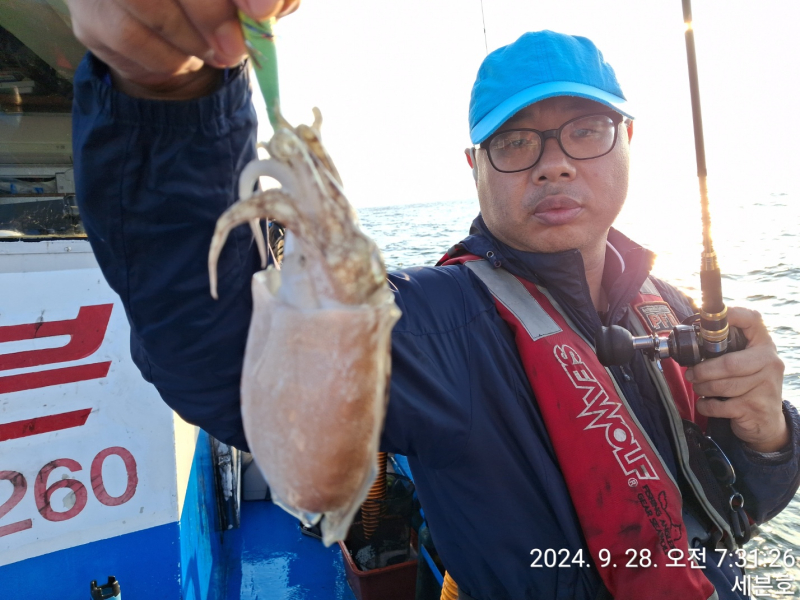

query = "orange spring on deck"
[
  {"left": 441, "top": 571, "right": 459, "bottom": 600},
  {"left": 362, "top": 451, "right": 388, "bottom": 540}
]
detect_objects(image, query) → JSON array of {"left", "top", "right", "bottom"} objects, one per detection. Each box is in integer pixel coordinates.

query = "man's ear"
[
  {"left": 626, "top": 120, "right": 634, "bottom": 143},
  {"left": 465, "top": 147, "right": 478, "bottom": 182}
]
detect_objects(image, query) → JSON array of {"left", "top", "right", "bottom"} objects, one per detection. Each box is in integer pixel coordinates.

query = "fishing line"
[{"left": 479, "top": 0, "right": 488, "bottom": 55}]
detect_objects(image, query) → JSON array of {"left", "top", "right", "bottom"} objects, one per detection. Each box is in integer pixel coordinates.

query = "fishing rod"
[
  {"left": 680, "top": 0, "right": 748, "bottom": 361},
  {"left": 596, "top": 0, "right": 746, "bottom": 367}
]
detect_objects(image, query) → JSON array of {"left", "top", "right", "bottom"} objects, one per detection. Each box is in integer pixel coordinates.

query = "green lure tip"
[{"left": 239, "top": 12, "right": 280, "bottom": 130}]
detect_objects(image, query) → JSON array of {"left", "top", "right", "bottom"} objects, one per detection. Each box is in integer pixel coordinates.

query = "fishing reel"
[{"left": 595, "top": 312, "right": 747, "bottom": 367}]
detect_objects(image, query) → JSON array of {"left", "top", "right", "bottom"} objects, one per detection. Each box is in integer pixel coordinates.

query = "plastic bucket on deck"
[{"left": 339, "top": 474, "right": 418, "bottom": 600}]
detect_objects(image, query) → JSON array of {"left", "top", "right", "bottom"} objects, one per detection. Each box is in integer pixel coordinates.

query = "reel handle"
[
  {"left": 595, "top": 323, "right": 747, "bottom": 367},
  {"left": 595, "top": 325, "right": 636, "bottom": 366}
]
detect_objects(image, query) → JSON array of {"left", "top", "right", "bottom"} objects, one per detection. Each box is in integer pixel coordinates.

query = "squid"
[{"left": 208, "top": 109, "right": 401, "bottom": 545}]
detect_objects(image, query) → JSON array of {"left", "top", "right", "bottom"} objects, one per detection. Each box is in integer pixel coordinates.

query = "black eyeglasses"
[{"left": 479, "top": 113, "right": 623, "bottom": 173}]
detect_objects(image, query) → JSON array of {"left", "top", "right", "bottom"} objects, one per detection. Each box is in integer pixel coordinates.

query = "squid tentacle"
[
  {"left": 249, "top": 219, "right": 268, "bottom": 268},
  {"left": 238, "top": 158, "right": 299, "bottom": 202},
  {"left": 236, "top": 158, "right": 301, "bottom": 269},
  {"left": 208, "top": 189, "right": 306, "bottom": 299}
]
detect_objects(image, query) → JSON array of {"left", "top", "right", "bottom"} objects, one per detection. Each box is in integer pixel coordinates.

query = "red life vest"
[
  {"left": 441, "top": 252, "right": 717, "bottom": 600},
  {"left": 630, "top": 279, "right": 706, "bottom": 428}
]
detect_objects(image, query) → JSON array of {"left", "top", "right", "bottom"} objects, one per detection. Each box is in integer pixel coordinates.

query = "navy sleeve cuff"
[
  {"left": 740, "top": 409, "right": 795, "bottom": 465},
  {"left": 77, "top": 52, "right": 251, "bottom": 135},
  {"left": 707, "top": 402, "right": 800, "bottom": 523}
]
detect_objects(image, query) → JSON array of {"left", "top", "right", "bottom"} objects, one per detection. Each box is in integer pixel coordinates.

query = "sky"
[{"left": 256, "top": 0, "right": 800, "bottom": 218}]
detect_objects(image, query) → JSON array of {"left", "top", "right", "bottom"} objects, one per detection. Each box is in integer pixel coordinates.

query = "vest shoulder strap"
[
  {"left": 640, "top": 276, "right": 660, "bottom": 297},
  {"left": 464, "top": 260, "right": 561, "bottom": 340}
]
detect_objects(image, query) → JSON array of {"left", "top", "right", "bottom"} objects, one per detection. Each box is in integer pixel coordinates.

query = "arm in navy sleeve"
[
  {"left": 72, "top": 53, "right": 259, "bottom": 450},
  {"left": 654, "top": 278, "right": 800, "bottom": 523},
  {"left": 380, "top": 266, "right": 478, "bottom": 468}
]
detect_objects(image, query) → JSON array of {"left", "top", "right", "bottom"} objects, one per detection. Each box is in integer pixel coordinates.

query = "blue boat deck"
[
  {"left": 218, "top": 455, "right": 417, "bottom": 599},
  {"left": 0, "top": 435, "right": 417, "bottom": 600},
  {"left": 220, "top": 501, "right": 357, "bottom": 600}
]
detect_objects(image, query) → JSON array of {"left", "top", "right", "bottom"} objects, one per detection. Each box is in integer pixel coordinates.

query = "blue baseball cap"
[{"left": 468, "top": 30, "right": 633, "bottom": 144}]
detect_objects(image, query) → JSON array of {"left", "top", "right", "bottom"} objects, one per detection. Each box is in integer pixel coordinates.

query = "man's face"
[{"left": 474, "top": 96, "right": 632, "bottom": 257}]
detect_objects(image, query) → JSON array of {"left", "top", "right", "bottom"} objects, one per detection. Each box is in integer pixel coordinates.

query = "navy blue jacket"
[{"left": 73, "top": 54, "right": 800, "bottom": 600}]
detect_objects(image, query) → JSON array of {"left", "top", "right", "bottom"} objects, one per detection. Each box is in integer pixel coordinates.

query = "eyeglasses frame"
[{"left": 476, "top": 112, "right": 625, "bottom": 174}]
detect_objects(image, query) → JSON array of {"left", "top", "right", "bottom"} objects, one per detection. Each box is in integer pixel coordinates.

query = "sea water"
[{"left": 359, "top": 192, "right": 800, "bottom": 597}]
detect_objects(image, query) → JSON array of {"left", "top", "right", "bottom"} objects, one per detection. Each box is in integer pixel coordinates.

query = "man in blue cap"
[
  {"left": 68, "top": 2, "right": 798, "bottom": 597},
  {"left": 464, "top": 31, "right": 635, "bottom": 310}
]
